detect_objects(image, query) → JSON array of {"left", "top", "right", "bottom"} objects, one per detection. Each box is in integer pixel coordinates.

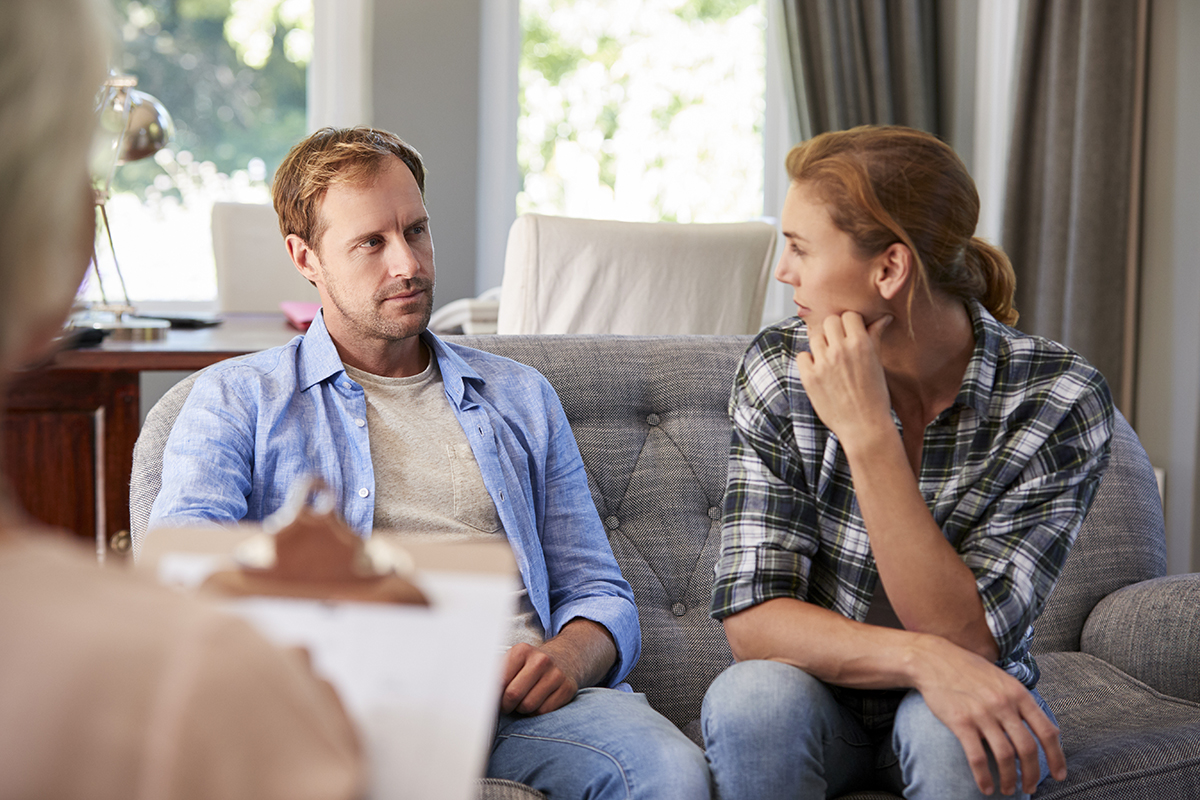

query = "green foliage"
[
  {"left": 673, "top": 0, "right": 758, "bottom": 23},
  {"left": 522, "top": 15, "right": 586, "bottom": 84},
  {"left": 109, "top": 0, "right": 308, "bottom": 194}
]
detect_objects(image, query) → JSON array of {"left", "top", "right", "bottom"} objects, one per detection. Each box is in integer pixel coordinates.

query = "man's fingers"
[
  {"left": 532, "top": 681, "right": 576, "bottom": 716},
  {"left": 501, "top": 645, "right": 574, "bottom": 716},
  {"left": 500, "top": 647, "right": 546, "bottom": 714}
]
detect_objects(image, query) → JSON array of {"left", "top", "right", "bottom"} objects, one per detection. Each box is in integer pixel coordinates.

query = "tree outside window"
[
  {"left": 519, "top": 0, "right": 766, "bottom": 224},
  {"left": 93, "top": 0, "right": 310, "bottom": 303}
]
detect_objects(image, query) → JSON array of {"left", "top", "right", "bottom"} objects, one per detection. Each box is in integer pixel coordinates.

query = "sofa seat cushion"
[
  {"left": 479, "top": 778, "right": 546, "bottom": 799},
  {"left": 1034, "top": 652, "right": 1200, "bottom": 798}
]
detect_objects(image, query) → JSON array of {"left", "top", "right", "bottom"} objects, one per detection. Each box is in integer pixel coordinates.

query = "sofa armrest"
[{"left": 1079, "top": 574, "right": 1200, "bottom": 703}]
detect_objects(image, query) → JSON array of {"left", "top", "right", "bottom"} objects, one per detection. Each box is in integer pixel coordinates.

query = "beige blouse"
[{"left": 0, "top": 531, "right": 364, "bottom": 800}]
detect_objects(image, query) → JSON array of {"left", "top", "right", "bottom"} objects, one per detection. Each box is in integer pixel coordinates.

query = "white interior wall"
[{"left": 370, "top": 0, "right": 482, "bottom": 311}]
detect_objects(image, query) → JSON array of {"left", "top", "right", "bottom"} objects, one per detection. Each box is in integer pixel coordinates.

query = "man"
[{"left": 150, "top": 126, "right": 709, "bottom": 799}]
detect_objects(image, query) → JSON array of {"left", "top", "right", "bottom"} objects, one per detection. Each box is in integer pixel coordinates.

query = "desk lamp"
[{"left": 73, "top": 73, "right": 175, "bottom": 340}]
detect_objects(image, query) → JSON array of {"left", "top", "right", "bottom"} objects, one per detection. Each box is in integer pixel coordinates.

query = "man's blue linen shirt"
[{"left": 149, "top": 312, "right": 640, "bottom": 686}]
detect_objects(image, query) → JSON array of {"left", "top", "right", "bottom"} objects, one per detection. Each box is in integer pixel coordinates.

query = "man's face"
[{"left": 302, "top": 157, "right": 435, "bottom": 348}]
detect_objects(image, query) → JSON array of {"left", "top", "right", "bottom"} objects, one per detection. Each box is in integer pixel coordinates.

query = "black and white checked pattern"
[{"left": 712, "top": 300, "right": 1114, "bottom": 687}]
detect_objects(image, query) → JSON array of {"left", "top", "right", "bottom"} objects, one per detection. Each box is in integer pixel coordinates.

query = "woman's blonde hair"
[
  {"left": 0, "top": 0, "right": 110, "bottom": 365},
  {"left": 786, "top": 125, "right": 1018, "bottom": 326}
]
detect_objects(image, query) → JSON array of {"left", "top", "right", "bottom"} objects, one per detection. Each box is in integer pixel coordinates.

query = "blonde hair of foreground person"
[{"left": 0, "top": 2, "right": 363, "bottom": 798}]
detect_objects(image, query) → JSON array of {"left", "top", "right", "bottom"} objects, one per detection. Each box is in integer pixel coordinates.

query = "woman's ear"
[{"left": 874, "top": 243, "right": 912, "bottom": 301}]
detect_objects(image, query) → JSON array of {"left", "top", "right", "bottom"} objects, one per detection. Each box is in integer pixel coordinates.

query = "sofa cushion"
[
  {"left": 1031, "top": 410, "right": 1166, "bottom": 654},
  {"left": 1034, "top": 651, "right": 1200, "bottom": 798}
]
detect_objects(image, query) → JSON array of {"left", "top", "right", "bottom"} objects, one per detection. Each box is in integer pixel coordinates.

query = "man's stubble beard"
[{"left": 327, "top": 274, "right": 436, "bottom": 343}]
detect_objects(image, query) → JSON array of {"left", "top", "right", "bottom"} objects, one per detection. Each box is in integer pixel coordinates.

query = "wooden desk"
[{"left": 3, "top": 315, "right": 299, "bottom": 559}]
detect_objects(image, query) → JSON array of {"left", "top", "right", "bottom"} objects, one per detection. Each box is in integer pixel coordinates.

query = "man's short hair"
[{"left": 272, "top": 126, "right": 426, "bottom": 252}]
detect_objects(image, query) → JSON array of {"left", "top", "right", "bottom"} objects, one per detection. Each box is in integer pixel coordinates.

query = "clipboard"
[{"left": 138, "top": 478, "right": 518, "bottom": 800}]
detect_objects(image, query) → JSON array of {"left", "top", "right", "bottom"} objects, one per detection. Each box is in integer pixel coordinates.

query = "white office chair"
[
  {"left": 496, "top": 213, "right": 778, "bottom": 335},
  {"left": 211, "top": 202, "right": 319, "bottom": 314}
]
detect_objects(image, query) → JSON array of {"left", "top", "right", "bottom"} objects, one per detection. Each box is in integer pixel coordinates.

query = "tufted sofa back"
[
  {"left": 131, "top": 334, "right": 1166, "bottom": 744},
  {"left": 456, "top": 335, "right": 747, "bottom": 737}
]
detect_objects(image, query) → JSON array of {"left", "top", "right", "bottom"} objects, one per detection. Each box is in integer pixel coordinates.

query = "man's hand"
[
  {"left": 500, "top": 642, "right": 579, "bottom": 716},
  {"left": 794, "top": 311, "right": 894, "bottom": 446},
  {"left": 500, "top": 618, "right": 616, "bottom": 716},
  {"left": 913, "top": 635, "right": 1067, "bottom": 795}
]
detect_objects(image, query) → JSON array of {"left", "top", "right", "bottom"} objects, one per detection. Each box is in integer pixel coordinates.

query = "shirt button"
[
  {"left": 671, "top": 602, "right": 687, "bottom": 617},
  {"left": 499, "top": 490, "right": 505, "bottom": 502},
  {"left": 358, "top": 487, "right": 369, "bottom": 498},
  {"left": 647, "top": 413, "right": 660, "bottom": 426},
  {"left": 605, "top": 516, "right": 620, "bottom": 530},
  {"left": 708, "top": 506, "right": 721, "bottom": 520},
  {"left": 355, "top": 418, "right": 366, "bottom": 427}
]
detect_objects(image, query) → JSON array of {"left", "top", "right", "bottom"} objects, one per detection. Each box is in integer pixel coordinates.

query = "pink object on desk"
[{"left": 280, "top": 301, "right": 321, "bottom": 331}]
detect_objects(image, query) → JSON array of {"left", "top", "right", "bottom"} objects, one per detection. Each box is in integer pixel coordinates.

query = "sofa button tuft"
[
  {"left": 671, "top": 602, "right": 687, "bottom": 617},
  {"left": 605, "top": 516, "right": 620, "bottom": 530},
  {"left": 708, "top": 506, "right": 721, "bottom": 520},
  {"left": 646, "top": 413, "right": 660, "bottom": 426}
]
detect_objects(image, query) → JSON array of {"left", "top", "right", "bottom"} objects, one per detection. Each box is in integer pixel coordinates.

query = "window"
[
  {"left": 91, "top": 0, "right": 311, "bottom": 304},
  {"left": 518, "top": 0, "right": 767, "bottom": 224}
]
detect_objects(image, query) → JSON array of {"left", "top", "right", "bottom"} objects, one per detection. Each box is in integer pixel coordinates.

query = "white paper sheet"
[{"left": 154, "top": 552, "right": 514, "bottom": 800}]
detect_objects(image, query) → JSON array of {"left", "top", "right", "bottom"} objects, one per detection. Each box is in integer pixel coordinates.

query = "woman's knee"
[{"left": 702, "top": 659, "right": 832, "bottom": 739}]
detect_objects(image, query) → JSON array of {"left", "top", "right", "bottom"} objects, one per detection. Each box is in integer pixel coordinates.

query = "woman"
[
  {"left": 0, "top": 2, "right": 362, "bottom": 797},
  {"left": 702, "top": 126, "right": 1113, "bottom": 799}
]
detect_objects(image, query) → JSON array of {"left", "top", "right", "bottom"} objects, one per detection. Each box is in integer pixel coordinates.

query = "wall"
[
  {"left": 371, "top": 0, "right": 481, "bottom": 311},
  {"left": 1136, "top": 0, "right": 1200, "bottom": 573}
]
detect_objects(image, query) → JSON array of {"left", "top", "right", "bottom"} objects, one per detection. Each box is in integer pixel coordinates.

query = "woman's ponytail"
[{"left": 965, "top": 237, "right": 1018, "bottom": 326}]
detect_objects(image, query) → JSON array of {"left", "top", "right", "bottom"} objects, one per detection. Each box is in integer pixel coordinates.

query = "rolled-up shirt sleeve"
[{"left": 712, "top": 332, "right": 820, "bottom": 621}]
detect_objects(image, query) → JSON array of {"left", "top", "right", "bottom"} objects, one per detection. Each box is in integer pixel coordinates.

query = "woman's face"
[{"left": 775, "top": 181, "right": 885, "bottom": 331}]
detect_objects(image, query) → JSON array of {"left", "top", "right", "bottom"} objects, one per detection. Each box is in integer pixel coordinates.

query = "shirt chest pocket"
[{"left": 447, "top": 443, "right": 502, "bottom": 533}]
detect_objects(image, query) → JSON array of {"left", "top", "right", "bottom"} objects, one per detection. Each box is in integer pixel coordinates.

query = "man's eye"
[
  {"left": 363, "top": 236, "right": 383, "bottom": 248},
  {"left": 408, "top": 224, "right": 426, "bottom": 237}
]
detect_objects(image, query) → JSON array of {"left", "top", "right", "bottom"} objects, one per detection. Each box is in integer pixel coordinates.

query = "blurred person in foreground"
[
  {"left": 702, "top": 126, "right": 1113, "bottom": 799},
  {"left": 0, "top": 2, "right": 362, "bottom": 797}
]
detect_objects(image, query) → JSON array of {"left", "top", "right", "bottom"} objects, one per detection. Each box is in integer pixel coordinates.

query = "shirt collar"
[
  {"left": 296, "top": 310, "right": 346, "bottom": 391},
  {"left": 422, "top": 329, "right": 485, "bottom": 408},
  {"left": 295, "top": 310, "right": 485, "bottom": 402},
  {"left": 952, "top": 298, "right": 1002, "bottom": 420}
]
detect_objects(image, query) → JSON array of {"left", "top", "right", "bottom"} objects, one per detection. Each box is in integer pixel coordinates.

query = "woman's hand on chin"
[{"left": 795, "top": 310, "right": 894, "bottom": 448}]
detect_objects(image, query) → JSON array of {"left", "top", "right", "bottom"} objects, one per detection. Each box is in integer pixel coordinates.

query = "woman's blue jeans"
[{"left": 701, "top": 660, "right": 1052, "bottom": 800}]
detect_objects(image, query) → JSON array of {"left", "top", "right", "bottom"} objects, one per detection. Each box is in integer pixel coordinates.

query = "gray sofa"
[{"left": 131, "top": 334, "right": 1200, "bottom": 799}]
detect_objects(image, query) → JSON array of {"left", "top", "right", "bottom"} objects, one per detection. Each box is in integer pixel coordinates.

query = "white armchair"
[
  {"left": 497, "top": 213, "right": 777, "bottom": 335},
  {"left": 211, "top": 202, "right": 319, "bottom": 314}
]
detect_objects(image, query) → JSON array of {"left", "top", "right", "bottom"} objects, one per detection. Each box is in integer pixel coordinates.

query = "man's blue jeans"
[
  {"left": 487, "top": 687, "right": 712, "bottom": 799},
  {"left": 701, "top": 660, "right": 1052, "bottom": 800}
]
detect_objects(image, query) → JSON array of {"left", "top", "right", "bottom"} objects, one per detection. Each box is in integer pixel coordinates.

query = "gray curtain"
[
  {"left": 778, "top": 0, "right": 942, "bottom": 138},
  {"left": 1002, "top": 0, "right": 1149, "bottom": 414}
]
